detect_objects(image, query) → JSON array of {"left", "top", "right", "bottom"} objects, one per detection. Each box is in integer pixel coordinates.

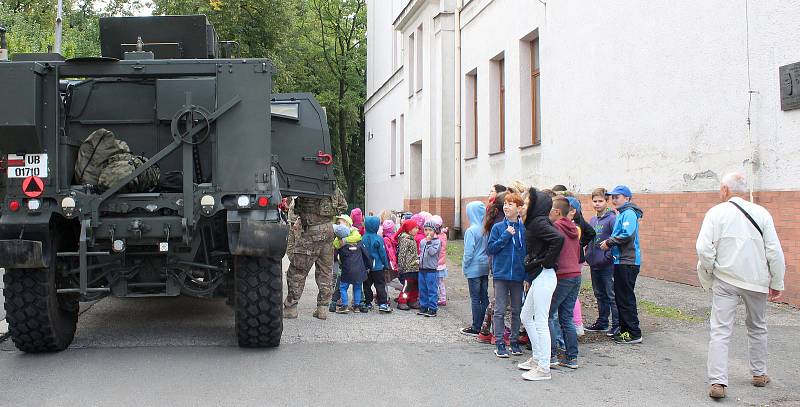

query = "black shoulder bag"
[{"left": 729, "top": 201, "right": 763, "bottom": 237}]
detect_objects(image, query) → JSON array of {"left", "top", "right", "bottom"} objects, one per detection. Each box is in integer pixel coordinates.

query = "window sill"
[
  {"left": 519, "top": 143, "right": 541, "bottom": 150},
  {"left": 464, "top": 155, "right": 478, "bottom": 161},
  {"left": 488, "top": 150, "right": 505, "bottom": 156},
  {"left": 399, "top": 171, "right": 405, "bottom": 175}
]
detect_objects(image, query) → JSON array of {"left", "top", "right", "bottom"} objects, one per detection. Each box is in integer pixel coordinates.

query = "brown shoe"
[
  {"left": 752, "top": 375, "right": 770, "bottom": 387},
  {"left": 312, "top": 305, "right": 328, "bottom": 320},
  {"left": 709, "top": 384, "right": 726, "bottom": 399},
  {"left": 283, "top": 305, "right": 298, "bottom": 319}
]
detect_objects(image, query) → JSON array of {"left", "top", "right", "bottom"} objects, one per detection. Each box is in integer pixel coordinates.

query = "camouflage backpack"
[
  {"left": 98, "top": 153, "right": 160, "bottom": 193},
  {"left": 74, "top": 128, "right": 131, "bottom": 186}
]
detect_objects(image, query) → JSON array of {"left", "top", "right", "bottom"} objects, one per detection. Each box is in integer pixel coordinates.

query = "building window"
[
  {"left": 489, "top": 55, "right": 505, "bottom": 154},
  {"left": 415, "top": 24, "right": 423, "bottom": 92},
  {"left": 408, "top": 33, "right": 415, "bottom": 96},
  {"left": 465, "top": 70, "right": 478, "bottom": 158},
  {"left": 531, "top": 38, "right": 540, "bottom": 145},
  {"left": 399, "top": 114, "right": 405, "bottom": 173},
  {"left": 519, "top": 33, "right": 540, "bottom": 148},
  {"left": 390, "top": 119, "right": 397, "bottom": 176}
]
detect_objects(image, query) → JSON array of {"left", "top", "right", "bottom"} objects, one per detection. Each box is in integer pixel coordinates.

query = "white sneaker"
[
  {"left": 576, "top": 324, "right": 585, "bottom": 337},
  {"left": 517, "top": 357, "right": 534, "bottom": 371},
  {"left": 522, "top": 367, "right": 551, "bottom": 381}
]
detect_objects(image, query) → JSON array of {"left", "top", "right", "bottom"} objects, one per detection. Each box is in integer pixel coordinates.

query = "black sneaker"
[
  {"left": 606, "top": 326, "right": 621, "bottom": 337},
  {"left": 416, "top": 307, "right": 428, "bottom": 316},
  {"left": 328, "top": 302, "right": 337, "bottom": 313},
  {"left": 584, "top": 322, "right": 608, "bottom": 333},
  {"left": 509, "top": 342, "right": 523, "bottom": 356},
  {"left": 460, "top": 327, "right": 480, "bottom": 336},
  {"left": 359, "top": 305, "right": 370, "bottom": 313},
  {"left": 613, "top": 331, "right": 642, "bottom": 344},
  {"left": 424, "top": 309, "right": 437, "bottom": 317}
]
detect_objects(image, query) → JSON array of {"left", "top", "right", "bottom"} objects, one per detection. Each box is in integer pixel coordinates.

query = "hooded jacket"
[
  {"left": 462, "top": 201, "right": 490, "bottom": 279},
  {"left": 586, "top": 209, "right": 616, "bottom": 268},
  {"left": 336, "top": 241, "right": 372, "bottom": 284},
  {"left": 382, "top": 220, "right": 398, "bottom": 271},
  {"left": 487, "top": 216, "right": 527, "bottom": 282},
  {"left": 350, "top": 208, "right": 365, "bottom": 236},
  {"left": 523, "top": 189, "right": 565, "bottom": 275},
  {"left": 553, "top": 217, "right": 582, "bottom": 279},
  {"left": 419, "top": 236, "right": 442, "bottom": 271},
  {"left": 607, "top": 202, "right": 644, "bottom": 265},
  {"left": 361, "top": 216, "right": 389, "bottom": 272}
]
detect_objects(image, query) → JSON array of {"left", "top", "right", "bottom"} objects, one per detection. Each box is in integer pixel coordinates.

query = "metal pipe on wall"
[{"left": 454, "top": 0, "right": 463, "bottom": 233}]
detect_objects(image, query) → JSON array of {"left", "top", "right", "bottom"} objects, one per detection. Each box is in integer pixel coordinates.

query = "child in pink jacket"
[{"left": 431, "top": 215, "right": 448, "bottom": 306}]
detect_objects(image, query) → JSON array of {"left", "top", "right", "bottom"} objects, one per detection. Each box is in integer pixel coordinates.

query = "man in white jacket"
[{"left": 696, "top": 172, "right": 786, "bottom": 400}]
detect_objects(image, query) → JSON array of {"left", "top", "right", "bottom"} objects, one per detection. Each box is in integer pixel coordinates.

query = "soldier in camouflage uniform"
[{"left": 283, "top": 187, "right": 347, "bottom": 320}]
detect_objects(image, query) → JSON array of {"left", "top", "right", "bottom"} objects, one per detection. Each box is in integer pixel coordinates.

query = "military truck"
[{"left": 0, "top": 15, "right": 335, "bottom": 352}]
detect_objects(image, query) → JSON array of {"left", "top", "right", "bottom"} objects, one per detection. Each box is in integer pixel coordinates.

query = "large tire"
[
  {"left": 234, "top": 256, "right": 283, "bottom": 347},
  {"left": 3, "top": 257, "right": 79, "bottom": 353}
]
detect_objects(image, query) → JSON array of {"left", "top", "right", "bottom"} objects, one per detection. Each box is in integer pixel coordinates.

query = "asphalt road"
[{"left": 1, "top": 260, "right": 799, "bottom": 406}]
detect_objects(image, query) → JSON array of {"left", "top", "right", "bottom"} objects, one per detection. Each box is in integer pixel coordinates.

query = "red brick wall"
[
  {"left": 403, "top": 198, "right": 456, "bottom": 228},
  {"left": 459, "top": 192, "right": 799, "bottom": 306}
]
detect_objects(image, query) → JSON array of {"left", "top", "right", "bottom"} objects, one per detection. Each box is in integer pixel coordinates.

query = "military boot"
[
  {"left": 312, "top": 305, "right": 328, "bottom": 320},
  {"left": 283, "top": 304, "right": 298, "bottom": 319}
]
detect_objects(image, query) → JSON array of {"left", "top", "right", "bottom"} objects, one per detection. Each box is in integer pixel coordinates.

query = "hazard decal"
[{"left": 22, "top": 176, "right": 44, "bottom": 198}]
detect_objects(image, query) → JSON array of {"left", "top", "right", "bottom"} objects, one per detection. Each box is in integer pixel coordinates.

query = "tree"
[{"left": 299, "top": 0, "right": 366, "bottom": 207}]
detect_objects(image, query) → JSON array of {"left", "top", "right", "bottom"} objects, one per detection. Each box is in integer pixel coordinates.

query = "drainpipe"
[{"left": 454, "top": 0, "right": 463, "bottom": 234}]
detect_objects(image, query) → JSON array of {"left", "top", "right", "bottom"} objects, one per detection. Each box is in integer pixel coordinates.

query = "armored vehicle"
[{"left": 0, "top": 15, "right": 335, "bottom": 352}]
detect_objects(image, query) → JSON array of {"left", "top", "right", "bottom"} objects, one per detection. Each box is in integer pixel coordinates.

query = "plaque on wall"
[{"left": 780, "top": 62, "right": 800, "bottom": 111}]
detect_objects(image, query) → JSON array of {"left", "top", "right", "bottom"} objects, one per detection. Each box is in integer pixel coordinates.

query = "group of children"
[
  {"left": 328, "top": 208, "right": 451, "bottom": 317},
  {"left": 461, "top": 182, "right": 644, "bottom": 382}
]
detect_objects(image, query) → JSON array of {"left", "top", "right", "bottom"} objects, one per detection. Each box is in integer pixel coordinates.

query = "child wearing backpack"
[{"left": 333, "top": 224, "right": 372, "bottom": 314}]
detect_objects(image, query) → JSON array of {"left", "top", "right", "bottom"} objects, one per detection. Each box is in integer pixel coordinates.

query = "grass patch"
[
  {"left": 639, "top": 300, "right": 703, "bottom": 322},
  {"left": 580, "top": 278, "right": 593, "bottom": 294},
  {"left": 446, "top": 240, "right": 464, "bottom": 265}
]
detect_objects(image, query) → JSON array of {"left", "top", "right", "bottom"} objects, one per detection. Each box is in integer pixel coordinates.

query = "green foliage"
[
  {"left": 0, "top": 0, "right": 367, "bottom": 207},
  {"left": 446, "top": 240, "right": 465, "bottom": 266},
  {"left": 639, "top": 300, "right": 703, "bottom": 322}
]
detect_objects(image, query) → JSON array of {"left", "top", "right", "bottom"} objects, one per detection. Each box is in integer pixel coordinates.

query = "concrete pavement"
[{"left": 0, "top": 258, "right": 798, "bottom": 406}]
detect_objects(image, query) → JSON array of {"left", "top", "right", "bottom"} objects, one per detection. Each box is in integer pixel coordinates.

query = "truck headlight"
[
  {"left": 200, "top": 195, "right": 215, "bottom": 214},
  {"left": 236, "top": 195, "right": 251, "bottom": 208},
  {"left": 27, "top": 199, "right": 41, "bottom": 212},
  {"left": 61, "top": 196, "right": 77, "bottom": 218}
]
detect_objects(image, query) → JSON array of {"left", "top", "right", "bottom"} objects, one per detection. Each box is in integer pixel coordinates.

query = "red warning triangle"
[{"left": 22, "top": 176, "right": 44, "bottom": 198}]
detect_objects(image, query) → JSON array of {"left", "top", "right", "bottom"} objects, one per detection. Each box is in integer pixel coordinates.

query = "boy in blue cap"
[{"left": 600, "top": 185, "right": 644, "bottom": 344}]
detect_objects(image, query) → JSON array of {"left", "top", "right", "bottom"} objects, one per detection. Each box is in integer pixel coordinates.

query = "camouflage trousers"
[{"left": 284, "top": 227, "right": 334, "bottom": 307}]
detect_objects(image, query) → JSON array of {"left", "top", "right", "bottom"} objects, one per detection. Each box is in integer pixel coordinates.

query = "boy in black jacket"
[
  {"left": 518, "top": 188, "right": 564, "bottom": 381},
  {"left": 334, "top": 225, "right": 373, "bottom": 314}
]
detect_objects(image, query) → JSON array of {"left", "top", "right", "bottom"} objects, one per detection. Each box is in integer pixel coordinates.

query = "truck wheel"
[
  {"left": 234, "top": 256, "right": 282, "bottom": 347},
  {"left": 3, "top": 254, "right": 79, "bottom": 353}
]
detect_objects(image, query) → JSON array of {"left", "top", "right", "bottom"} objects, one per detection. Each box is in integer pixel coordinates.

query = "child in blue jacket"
[
  {"left": 460, "top": 201, "right": 490, "bottom": 336},
  {"left": 361, "top": 216, "right": 392, "bottom": 313},
  {"left": 487, "top": 192, "right": 527, "bottom": 358}
]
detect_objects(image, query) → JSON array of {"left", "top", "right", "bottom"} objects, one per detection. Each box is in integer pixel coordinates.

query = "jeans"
[
  {"left": 363, "top": 270, "right": 389, "bottom": 305},
  {"left": 591, "top": 265, "right": 619, "bottom": 329},
  {"left": 549, "top": 276, "right": 581, "bottom": 360},
  {"left": 493, "top": 279, "right": 523, "bottom": 344},
  {"left": 521, "top": 268, "right": 557, "bottom": 370},
  {"left": 467, "top": 276, "right": 490, "bottom": 331},
  {"left": 417, "top": 270, "right": 439, "bottom": 311},
  {"left": 339, "top": 281, "right": 362, "bottom": 307},
  {"left": 708, "top": 278, "right": 768, "bottom": 386},
  {"left": 614, "top": 264, "right": 641, "bottom": 337}
]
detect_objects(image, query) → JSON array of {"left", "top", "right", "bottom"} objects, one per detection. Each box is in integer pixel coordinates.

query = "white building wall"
[
  {"left": 365, "top": 0, "right": 456, "bottom": 214},
  {"left": 460, "top": 0, "right": 800, "bottom": 199},
  {"left": 367, "top": 0, "right": 800, "bottom": 216}
]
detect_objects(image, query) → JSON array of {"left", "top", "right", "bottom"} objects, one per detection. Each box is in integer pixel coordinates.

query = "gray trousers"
[
  {"left": 708, "top": 278, "right": 768, "bottom": 386},
  {"left": 493, "top": 279, "right": 523, "bottom": 343}
]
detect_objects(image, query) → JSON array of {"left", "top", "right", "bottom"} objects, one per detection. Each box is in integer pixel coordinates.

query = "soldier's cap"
[{"left": 335, "top": 214, "right": 353, "bottom": 226}]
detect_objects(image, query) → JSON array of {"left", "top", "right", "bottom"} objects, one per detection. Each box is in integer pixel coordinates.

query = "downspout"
[
  {"left": 744, "top": 0, "right": 756, "bottom": 203},
  {"left": 454, "top": 0, "right": 463, "bottom": 234}
]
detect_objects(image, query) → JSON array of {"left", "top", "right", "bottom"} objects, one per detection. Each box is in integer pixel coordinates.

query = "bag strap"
[{"left": 729, "top": 201, "right": 763, "bottom": 237}]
